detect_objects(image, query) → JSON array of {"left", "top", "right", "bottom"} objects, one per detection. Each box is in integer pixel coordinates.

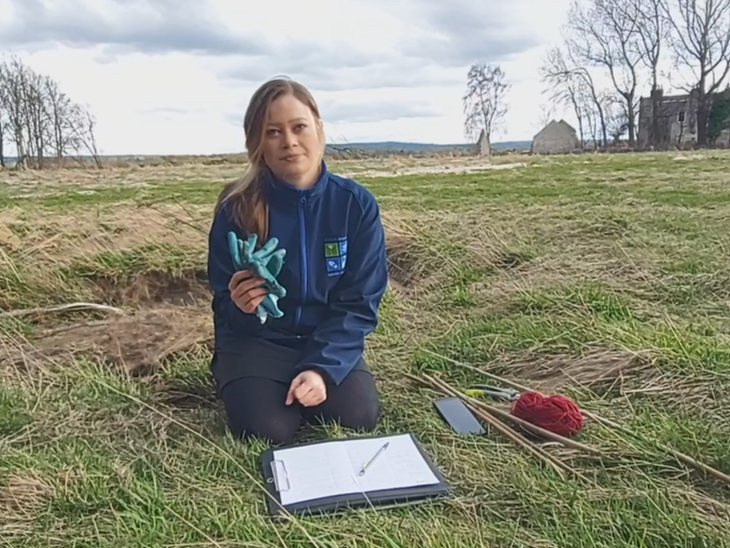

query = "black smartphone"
[{"left": 433, "top": 397, "right": 485, "bottom": 435}]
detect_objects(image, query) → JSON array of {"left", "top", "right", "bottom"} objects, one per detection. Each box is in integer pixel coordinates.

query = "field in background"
[{"left": 1, "top": 151, "right": 730, "bottom": 546}]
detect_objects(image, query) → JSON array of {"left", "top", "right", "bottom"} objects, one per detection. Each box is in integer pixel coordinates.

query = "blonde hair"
[{"left": 217, "top": 77, "right": 324, "bottom": 243}]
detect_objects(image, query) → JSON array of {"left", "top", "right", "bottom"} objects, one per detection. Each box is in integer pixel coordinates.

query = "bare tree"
[
  {"left": 0, "top": 57, "right": 29, "bottom": 167},
  {"left": 540, "top": 48, "right": 584, "bottom": 144},
  {"left": 0, "top": 54, "right": 101, "bottom": 169},
  {"left": 587, "top": 89, "right": 617, "bottom": 148},
  {"left": 68, "top": 104, "right": 102, "bottom": 168},
  {"left": 0, "top": 56, "right": 47, "bottom": 168},
  {"left": 582, "top": 92, "right": 601, "bottom": 145},
  {"left": 0, "top": 113, "right": 5, "bottom": 167},
  {"left": 0, "top": 64, "right": 6, "bottom": 168},
  {"left": 567, "top": 0, "right": 644, "bottom": 146},
  {"left": 540, "top": 44, "right": 609, "bottom": 147},
  {"left": 24, "top": 68, "right": 52, "bottom": 168},
  {"left": 603, "top": 91, "right": 631, "bottom": 142},
  {"left": 662, "top": 0, "right": 730, "bottom": 145},
  {"left": 44, "top": 77, "right": 73, "bottom": 160},
  {"left": 535, "top": 102, "right": 556, "bottom": 132},
  {"left": 462, "top": 63, "right": 510, "bottom": 147}
]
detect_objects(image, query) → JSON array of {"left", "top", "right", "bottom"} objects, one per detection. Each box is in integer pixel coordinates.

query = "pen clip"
[{"left": 268, "top": 459, "right": 290, "bottom": 492}]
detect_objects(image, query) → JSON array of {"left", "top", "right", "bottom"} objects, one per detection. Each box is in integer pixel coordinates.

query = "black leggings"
[{"left": 219, "top": 371, "right": 381, "bottom": 445}]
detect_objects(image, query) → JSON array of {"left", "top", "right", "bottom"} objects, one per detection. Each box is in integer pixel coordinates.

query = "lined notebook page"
[{"left": 272, "top": 434, "right": 439, "bottom": 506}]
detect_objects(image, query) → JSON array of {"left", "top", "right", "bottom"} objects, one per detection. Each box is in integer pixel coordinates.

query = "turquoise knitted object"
[{"left": 227, "top": 232, "right": 287, "bottom": 323}]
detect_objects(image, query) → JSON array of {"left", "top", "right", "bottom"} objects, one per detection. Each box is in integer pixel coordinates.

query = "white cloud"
[{"left": 0, "top": 0, "right": 582, "bottom": 155}]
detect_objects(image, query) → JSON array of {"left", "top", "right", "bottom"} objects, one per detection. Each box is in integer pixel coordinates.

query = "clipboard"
[{"left": 260, "top": 433, "right": 451, "bottom": 518}]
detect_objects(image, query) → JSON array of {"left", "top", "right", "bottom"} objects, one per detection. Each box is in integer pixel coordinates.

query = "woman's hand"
[
  {"left": 286, "top": 370, "right": 327, "bottom": 407},
  {"left": 229, "top": 270, "right": 267, "bottom": 314}
]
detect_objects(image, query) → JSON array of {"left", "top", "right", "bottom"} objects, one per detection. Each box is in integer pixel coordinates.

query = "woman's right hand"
[{"left": 228, "top": 270, "right": 268, "bottom": 314}]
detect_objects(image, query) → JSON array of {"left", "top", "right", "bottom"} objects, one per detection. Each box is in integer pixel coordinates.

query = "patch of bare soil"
[
  {"left": 385, "top": 233, "right": 429, "bottom": 288},
  {"left": 3, "top": 270, "right": 212, "bottom": 377},
  {"left": 89, "top": 269, "right": 210, "bottom": 307},
  {"left": 356, "top": 161, "right": 525, "bottom": 178},
  {"left": 5, "top": 222, "right": 432, "bottom": 377},
  {"left": 381, "top": 211, "right": 448, "bottom": 290},
  {"left": 6, "top": 228, "right": 430, "bottom": 375},
  {"left": 153, "top": 376, "right": 219, "bottom": 410},
  {"left": 492, "top": 251, "right": 531, "bottom": 270},
  {"left": 3, "top": 306, "right": 212, "bottom": 376}
]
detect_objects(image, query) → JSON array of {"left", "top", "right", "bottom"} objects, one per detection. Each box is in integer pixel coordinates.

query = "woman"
[{"left": 206, "top": 77, "right": 388, "bottom": 446}]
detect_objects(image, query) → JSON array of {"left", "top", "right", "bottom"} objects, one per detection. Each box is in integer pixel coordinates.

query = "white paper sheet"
[{"left": 271, "top": 434, "right": 440, "bottom": 506}]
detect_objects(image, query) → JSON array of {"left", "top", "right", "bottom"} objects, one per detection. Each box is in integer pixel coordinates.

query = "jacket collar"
[{"left": 264, "top": 159, "right": 329, "bottom": 205}]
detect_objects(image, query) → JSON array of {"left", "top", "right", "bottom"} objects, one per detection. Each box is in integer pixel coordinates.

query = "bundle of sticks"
[
  {"left": 407, "top": 366, "right": 730, "bottom": 488},
  {"left": 409, "top": 372, "right": 596, "bottom": 483}
]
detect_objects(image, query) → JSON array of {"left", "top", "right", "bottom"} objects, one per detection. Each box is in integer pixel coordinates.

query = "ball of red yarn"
[{"left": 511, "top": 391, "right": 583, "bottom": 437}]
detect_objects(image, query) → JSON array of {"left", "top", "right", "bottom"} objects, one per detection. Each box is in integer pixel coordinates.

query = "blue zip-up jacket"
[{"left": 206, "top": 160, "right": 388, "bottom": 386}]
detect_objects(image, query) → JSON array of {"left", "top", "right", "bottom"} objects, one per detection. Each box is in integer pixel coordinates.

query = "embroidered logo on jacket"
[{"left": 324, "top": 237, "right": 347, "bottom": 276}]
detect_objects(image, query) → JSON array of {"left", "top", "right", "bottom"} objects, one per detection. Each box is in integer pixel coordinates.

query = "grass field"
[{"left": 2, "top": 150, "right": 730, "bottom": 547}]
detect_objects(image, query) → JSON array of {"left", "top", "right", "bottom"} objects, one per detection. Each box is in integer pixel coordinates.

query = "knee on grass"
[
  {"left": 332, "top": 400, "right": 380, "bottom": 432},
  {"left": 228, "top": 415, "right": 300, "bottom": 446}
]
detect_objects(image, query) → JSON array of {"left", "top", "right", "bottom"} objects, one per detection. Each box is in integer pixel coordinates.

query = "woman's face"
[{"left": 261, "top": 93, "right": 323, "bottom": 186}]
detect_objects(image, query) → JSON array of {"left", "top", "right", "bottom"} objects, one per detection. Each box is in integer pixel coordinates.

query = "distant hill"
[
  {"left": 0, "top": 140, "right": 533, "bottom": 166},
  {"left": 326, "top": 140, "right": 531, "bottom": 152}
]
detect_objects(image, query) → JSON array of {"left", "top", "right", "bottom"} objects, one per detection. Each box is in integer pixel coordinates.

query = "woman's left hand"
[{"left": 286, "top": 370, "right": 327, "bottom": 407}]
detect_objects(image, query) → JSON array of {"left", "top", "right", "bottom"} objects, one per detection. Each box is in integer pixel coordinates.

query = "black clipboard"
[{"left": 259, "top": 433, "right": 451, "bottom": 519}]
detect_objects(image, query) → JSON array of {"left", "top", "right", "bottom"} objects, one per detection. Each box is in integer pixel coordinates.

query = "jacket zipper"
[{"left": 295, "top": 193, "right": 307, "bottom": 327}]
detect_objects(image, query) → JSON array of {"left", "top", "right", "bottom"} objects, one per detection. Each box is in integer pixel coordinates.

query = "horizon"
[{"left": 0, "top": 138, "right": 534, "bottom": 162}]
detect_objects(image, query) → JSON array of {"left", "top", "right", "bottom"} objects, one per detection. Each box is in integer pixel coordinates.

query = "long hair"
[{"left": 216, "top": 77, "right": 324, "bottom": 244}]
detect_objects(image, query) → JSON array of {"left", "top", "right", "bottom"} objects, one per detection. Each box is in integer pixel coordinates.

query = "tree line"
[
  {"left": 0, "top": 55, "right": 101, "bottom": 169},
  {"left": 540, "top": 0, "right": 730, "bottom": 149}
]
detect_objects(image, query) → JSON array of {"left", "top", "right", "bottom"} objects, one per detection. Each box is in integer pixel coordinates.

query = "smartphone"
[{"left": 433, "top": 397, "right": 485, "bottom": 435}]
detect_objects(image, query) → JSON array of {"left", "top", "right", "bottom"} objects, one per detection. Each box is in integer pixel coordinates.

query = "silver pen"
[{"left": 358, "top": 442, "right": 389, "bottom": 476}]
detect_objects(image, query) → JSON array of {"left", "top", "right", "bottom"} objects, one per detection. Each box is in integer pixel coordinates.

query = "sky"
[{"left": 0, "top": 0, "right": 583, "bottom": 156}]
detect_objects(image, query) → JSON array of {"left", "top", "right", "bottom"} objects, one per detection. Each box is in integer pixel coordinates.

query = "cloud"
[
  {"left": 215, "top": 0, "right": 541, "bottom": 91},
  {"left": 217, "top": 41, "right": 391, "bottom": 89},
  {"left": 136, "top": 106, "right": 206, "bottom": 117},
  {"left": 319, "top": 98, "right": 440, "bottom": 124},
  {"left": 1, "top": 0, "right": 544, "bottom": 93},
  {"left": 224, "top": 97, "right": 439, "bottom": 128},
  {"left": 373, "top": 0, "right": 542, "bottom": 66},
  {"left": 218, "top": 50, "right": 463, "bottom": 92},
  {"left": 0, "top": 0, "right": 264, "bottom": 56}
]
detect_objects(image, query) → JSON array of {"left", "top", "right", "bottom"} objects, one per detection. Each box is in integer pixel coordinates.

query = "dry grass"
[
  {"left": 2, "top": 151, "right": 730, "bottom": 546},
  {"left": 483, "top": 347, "right": 654, "bottom": 393},
  {"left": 0, "top": 153, "right": 527, "bottom": 197}
]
